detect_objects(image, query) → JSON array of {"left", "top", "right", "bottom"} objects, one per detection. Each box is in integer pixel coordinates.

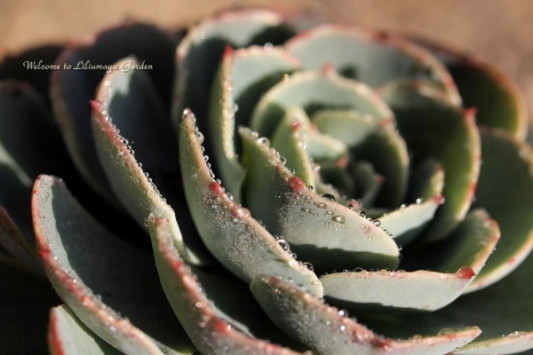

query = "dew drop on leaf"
[{"left": 321, "top": 193, "right": 336, "bottom": 202}]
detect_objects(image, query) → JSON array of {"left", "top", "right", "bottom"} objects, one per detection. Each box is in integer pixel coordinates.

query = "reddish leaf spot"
[
  {"left": 363, "top": 225, "right": 373, "bottom": 234},
  {"left": 337, "top": 155, "right": 349, "bottom": 169},
  {"left": 468, "top": 182, "right": 477, "bottom": 201},
  {"left": 90, "top": 100, "right": 103, "bottom": 113},
  {"left": 48, "top": 312, "right": 66, "bottom": 355},
  {"left": 213, "top": 319, "right": 231, "bottom": 334},
  {"left": 291, "top": 120, "right": 302, "bottom": 132},
  {"left": 432, "top": 194, "right": 445, "bottom": 205},
  {"left": 380, "top": 116, "right": 394, "bottom": 127},
  {"left": 376, "top": 175, "right": 386, "bottom": 184},
  {"left": 288, "top": 176, "right": 306, "bottom": 192},
  {"left": 371, "top": 337, "right": 393, "bottom": 351},
  {"left": 456, "top": 267, "right": 476, "bottom": 280},
  {"left": 465, "top": 107, "right": 477, "bottom": 121},
  {"left": 374, "top": 30, "right": 390, "bottom": 42},
  {"left": 507, "top": 257, "right": 517, "bottom": 265},
  {"left": 309, "top": 123, "right": 318, "bottom": 133},
  {"left": 209, "top": 181, "right": 225, "bottom": 196},
  {"left": 321, "top": 62, "right": 335, "bottom": 75},
  {"left": 223, "top": 44, "right": 234, "bottom": 58}
]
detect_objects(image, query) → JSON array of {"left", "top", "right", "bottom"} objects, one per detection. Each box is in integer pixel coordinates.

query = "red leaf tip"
[
  {"left": 288, "top": 176, "right": 306, "bottom": 192},
  {"left": 456, "top": 267, "right": 476, "bottom": 280}
]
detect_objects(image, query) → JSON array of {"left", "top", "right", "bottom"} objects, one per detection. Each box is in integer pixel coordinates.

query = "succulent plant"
[{"left": 2, "top": 8, "right": 533, "bottom": 355}]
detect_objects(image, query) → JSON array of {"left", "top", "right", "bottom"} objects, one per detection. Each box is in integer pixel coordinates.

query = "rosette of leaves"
[{"left": 2, "top": 8, "right": 533, "bottom": 355}]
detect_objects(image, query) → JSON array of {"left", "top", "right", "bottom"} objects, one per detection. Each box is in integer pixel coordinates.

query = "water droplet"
[
  {"left": 338, "top": 309, "right": 348, "bottom": 317},
  {"left": 373, "top": 219, "right": 381, "bottom": 227},
  {"left": 416, "top": 198, "right": 422, "bottom": 204},
  {"left": 194, "top": 302, "right": 202, "bottom": 308},
  {"left": 280, "top": 156, "right": 287, "bottom": 165},
  {"left": 264, "top": 42, "right": 274, "bottom": 50},
  {"left": 321, "top": 193, "right": 335, "bottom": 201},
  {"left": 257, "top": 137, "right": 270, "bottom": 146},
  {"left": 195, "top": 131, "right": 204, "bottom": 143},
  {"left": 358, "top": 210, "right": 366, "bottom": 217},
  {"left": 308, "top": 185, "right": 314, "bottom": 191},
  {"left": 332, "top": 215, "right": 346, "bottom": 224},
  {"left": 203, "top": 155, "right": 209, "bottom": 162},
  {"left": 277, "top": 239, "right": 290, "bottom": 251},
  {"left": 303, "top": 262, "right": 314, "bottom": 271}
]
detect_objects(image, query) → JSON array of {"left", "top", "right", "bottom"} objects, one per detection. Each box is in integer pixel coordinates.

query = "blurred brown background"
[{"left": 1, "top": 0, "right": 532, "bottom": 118}]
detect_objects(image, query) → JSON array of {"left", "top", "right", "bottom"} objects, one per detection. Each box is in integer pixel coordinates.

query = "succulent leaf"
[
  {"left": 48, "top": 305, "right": 122, "bottom": 355},
  {"left": 241, "top": 126, "right": 400, "bottom": 272},
  {"left": 467, "top": 129, "right": 533, "bottom": 290},
  {"left": 1, "top": 8, "right": 532, "bottom": 354},
  {"left": 91, "top": 99, "right": 210, "bottom": 265},
  {"left": 380, "top": 80, "right": 480, "bottom": 241},
  {"left": 33, "top": 175, "right": 195, "bottom": 354},
  {"left": 51, "top": 23, "right": 176, "bottom": 201},
  {"left": 251, "top": 275, "right": 481, "bottom": 355},
  {"left": 250, "top": 70, "right": 392, "bottom": 138},
  {"left": 320, "top": 209, "right": 499, "bottom": 313},
  {"left": 320, "top": 267, "right": 476, "bottom": 313},
  {"left": 207, "top": 45, "right": 299, "bottom": 199},
  {"left": 179, "top": 109, "right": 323, "bottom": 296},
  {"left": 271, "top": 107, "right": 317, "bottom": 187},
  {"left": 285, "top": 25, "right": 461, "bottom": 105},
  {"left": 312, "top": 109, "right": 409, "bottom": 208},
  {"left": 175, "top": 9, "right": 293, "bottom": 126},
  {"left": 149, "top": 216, "right": 310, "bottom": 355},
  {"left": 415, "top": 38, "right": 529, "bottom": 140}
]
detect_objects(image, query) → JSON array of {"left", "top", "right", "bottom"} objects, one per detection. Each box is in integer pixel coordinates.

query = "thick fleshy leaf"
[
  {"left": 1, "top": 262, "right": 59, "bottom": 354},
  {"left": 271, "top": 107, "right": 316, "bottom": 186},
  {"left": 48, "top": 305, "right": 121, "bottom": 355},
  {"left": 207, "top": 45, "right": 299, "bottom": 199},
  {"left": 179, "top": 109, "right": 322, "bottom": 296},
  {"left": 96, "top": 57, "right": 177, "bottom": 175},
  {"left": 320, "top": 208, "right": 500, "bottom": 313},
  {"left": 380, "top": 81, "right": 480, "bottom": 241},
  {"left": 415, "top": 38, "right": 528, "bottom": 140},
  {"left": 379, "top": 236, "right": 533, "bottom": 354},
  {"left": 379, "top": 195, "right": 444, "bottom": 246},
  {"left": 51, "top": 23, "right": 175, "bottom": 200},
  {"left": 379, "top": 159, "right": 445, "bottom": 246},
  {"left": 149, "top": 216, "right": 309, "bottom": 355},
  {"left": 251, "top": 275, "right": 480, "bottom": 355},
  {"left": 467, "top": 129, "right": 533, "bottom": 290},
  {"left": 241, "top": 127, "right": 399, "bottom": 272},
  {"left": 312, "top": 109, "right": 409, "bottom": 208},
  {"left": 174, "top": 9, "right": 293, "bottom": 127},
  {"left": 91, "top": 101, "right": 209, "bottom": 265},
  {"left": 250, "top": 70, "right": 392, "bottom": 138},
  {"left": 33, "top": 175, "right": 195, "bottom": 355},
  {"left": 320, "top": 268, "right": 475, "bottom": 315},
  {"left": 286, "top": 25, "right": 460, "bottom": 104}
]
